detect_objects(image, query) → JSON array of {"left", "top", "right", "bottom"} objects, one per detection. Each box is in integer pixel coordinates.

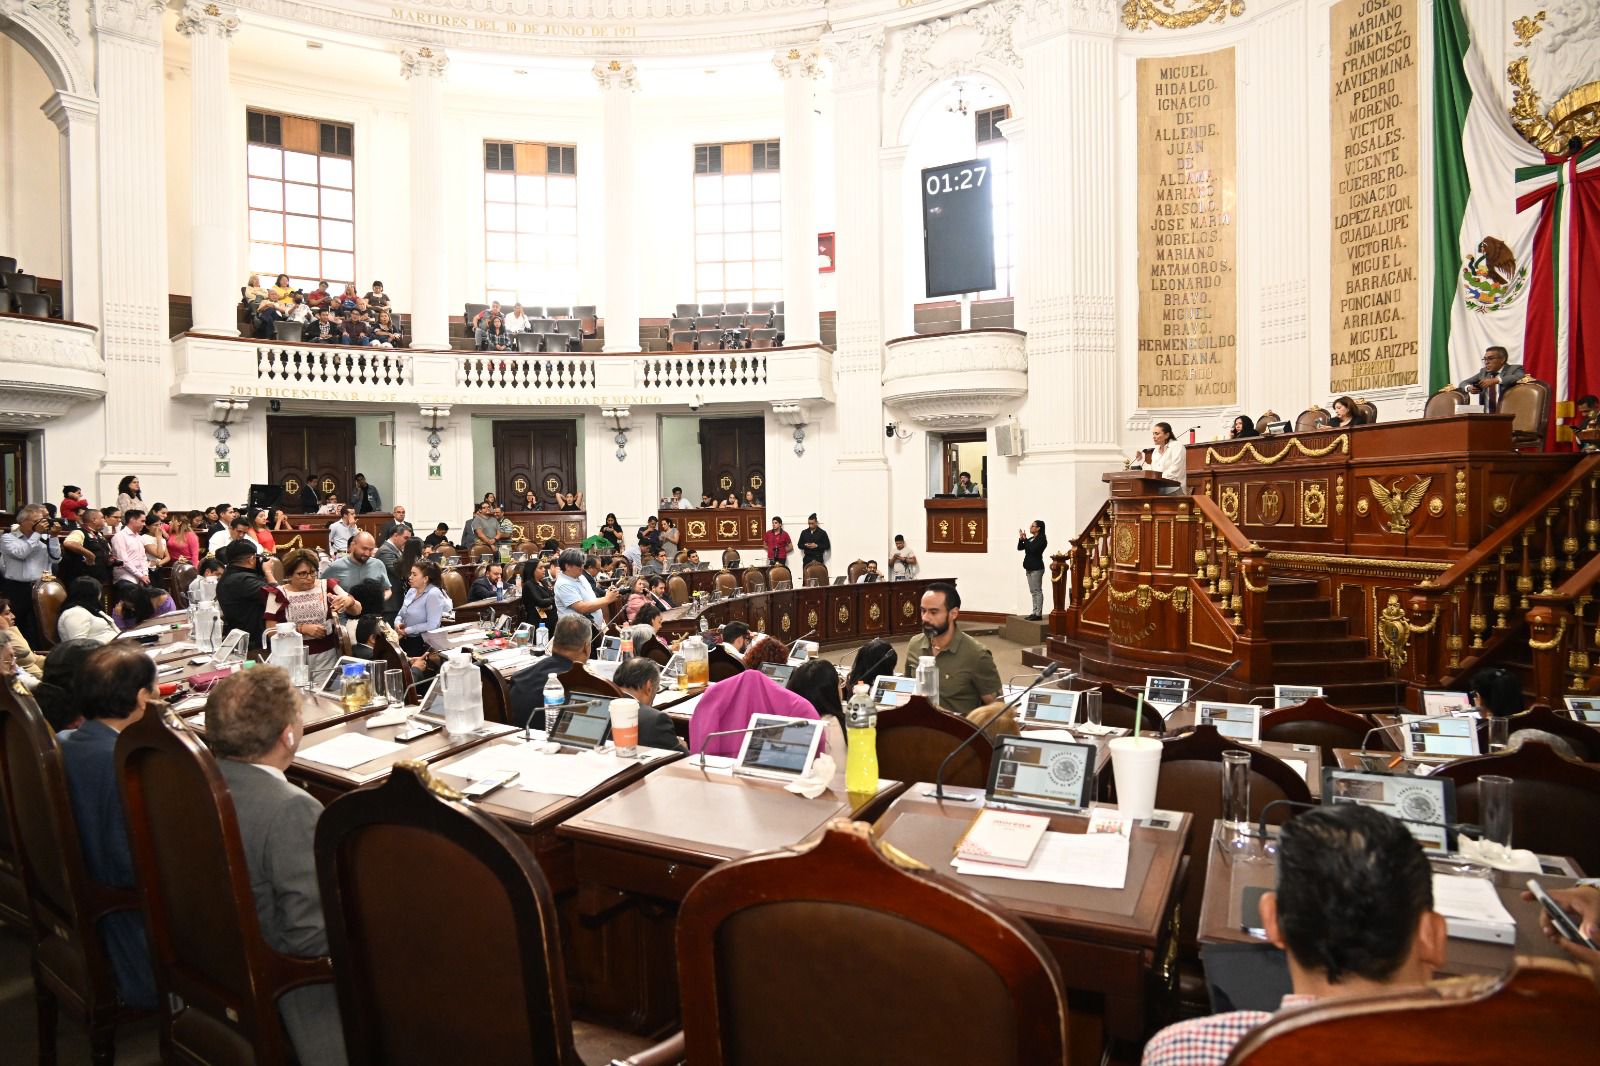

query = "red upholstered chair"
[
  {"left": 114, "top": 707, "right": 334, "bottom": 1065},
  {"left": 1226, "top": 959, "right": 1598, "bottom": 1065},
  {"left": 673, "top": 820, "right": 1069, "bottom": 1065},
  {"left": 0, "top": 685, "right": 151, "bottom": 1062}
]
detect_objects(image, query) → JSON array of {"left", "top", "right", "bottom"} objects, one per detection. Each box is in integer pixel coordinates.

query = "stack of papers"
[
  {"left": 443, "top": 742, "right": 641, "bottom": 797},
  {"left": 122, "top": 624, "right": 175, "bottom": 641},
  {"left": 952, "top": 830, "right": 1131, "bottom": 889},
  {"left": 298, "top": 733, "right": 407, "bottom": 770},
  {"left": 1432, "top": 873, "right": 1517, "bottom": 943}
]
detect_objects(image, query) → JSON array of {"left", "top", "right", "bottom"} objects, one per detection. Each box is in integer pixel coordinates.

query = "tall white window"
[
  {"left": 975, "top": 106, "right": 1016, "bottom": 299},
  {"left": 246, "top": 109, "right": 355, "bottom": 290},
  {"left": 693, "top": 140, "right": 782, "bottom": 308},
  {"left": 484, "top": 141, "right": 579, "bottom": 307}
]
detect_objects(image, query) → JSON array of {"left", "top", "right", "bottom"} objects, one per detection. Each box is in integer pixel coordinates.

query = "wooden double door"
[
  {"left": 267, "top": 416, "right": 355, "bottom": 504},
  {"left": 699, "top": 417, "right": 765, "bottom": 502},
  {"left": 493, "top": 421, "right": 578, "bottom": 508}
]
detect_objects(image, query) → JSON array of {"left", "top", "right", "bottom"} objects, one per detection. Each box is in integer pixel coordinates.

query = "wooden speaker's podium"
[{"left": 1103, "top": 470, "right": 1179, "bottom": 497}]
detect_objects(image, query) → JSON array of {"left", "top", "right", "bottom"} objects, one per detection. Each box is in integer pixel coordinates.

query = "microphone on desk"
[
  {"left": 1359, "top": 721, "right": 1411, "bottom": 757},
  {"left": 930, "top": 662, "right": 1067, "bottom": 803},
  {"left": 1169, "top": 660, "right": 1243, "bottom": 721}
]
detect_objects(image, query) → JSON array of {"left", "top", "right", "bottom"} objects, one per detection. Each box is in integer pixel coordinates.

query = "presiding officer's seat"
[
  {"left": 1500, "top": 376, "right": 1551, "bottom": 449},
  {"left": 671, "top": 820, "right": 1070, "bottom": 1065},
  {"left": 1424, "top": 385, "right": 1469, "bottom": 418}
]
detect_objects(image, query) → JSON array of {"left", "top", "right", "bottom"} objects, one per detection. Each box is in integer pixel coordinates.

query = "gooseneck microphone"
[{"left": 930, "top": 662, "right": 1064, "bottom": 803}]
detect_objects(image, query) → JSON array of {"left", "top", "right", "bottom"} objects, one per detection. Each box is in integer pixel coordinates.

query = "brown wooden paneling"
[
  {"left": 891, "top": 583, "right": 924, "bottom": 635},
  {"left": 282, "top": 116, "right": 319, "bottom": 154},
  {"left": 826, "top": 585, "right": 860, "bottom": 642},
  {"left": 698, "top": 417, "right": 765, "bottom": 502},
  {"left": 493, "top": 420, "right": 578, "bottom": 509},
  {"left": 769, "top": 590, "right": 798, "bottom": 641},
  {"left": 860, "top": 585, "right": 890, "bottom": 637},
  {"left": 267, "top": 416, "right": 355, "bottom": 503},
  {"left": 925, "top": 498, "right": 988, "bottom": 553},
  {"left": 796, "top": 587, "right": 826, "bottom": 642},
  {"left": 676, "top": 507, "right": 765, "bottom": 550}
]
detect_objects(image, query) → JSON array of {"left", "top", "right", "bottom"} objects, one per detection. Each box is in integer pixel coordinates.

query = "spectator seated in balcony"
[
  {"left": 336, "top": 282, "right": 359, "bottom": 312},
  {"left": 504, "top": 303, "right": 530, "bottom": 333},
  {"left": 268, "top": 273, "right": 294, "bottom": 302},
  {"left": 254, "top": 292, "right": 294, "bottom": 339},
  {"left": 283, "top": 293, "right": 311, "bottom": 325},
  {"left": 243, "top": 273, "right": 271, "bottom": 309},
  {"left": 476, "top": 314, "right": 512, "bottom": 352},
  {"left": 365, "top": 280, "right": 390, "bottom": 308},
  {"left": 341, "top": 308, "right": 373, "bottom": 347},
  {"left": 305, "top": 280, "right": 332, "bottom": 310},
  {"left": 371, "top": 309, "right": 403, "bottom": 348},
  {"left": 471, "top": 300, "right": 503, "bottom": 332},
  {"left": 303, "top": 307, "right": 341, "bottom": 345}
]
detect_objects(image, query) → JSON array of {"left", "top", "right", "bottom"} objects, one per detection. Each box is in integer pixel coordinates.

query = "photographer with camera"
[{"left": 1, "top": 505, "right": 63, "bottom": 645}]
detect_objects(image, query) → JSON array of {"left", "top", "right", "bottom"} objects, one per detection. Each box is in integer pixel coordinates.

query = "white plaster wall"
[{"left": 0, "top": 37, "right": 64, "bottom": 281}]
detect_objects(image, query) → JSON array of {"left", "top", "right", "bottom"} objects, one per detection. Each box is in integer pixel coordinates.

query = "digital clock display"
[{"left": 921, "top": 158, "right": 996, "bottom": 298}]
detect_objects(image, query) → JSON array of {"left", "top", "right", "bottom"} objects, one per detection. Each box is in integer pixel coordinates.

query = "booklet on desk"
[
  {"left": 1432, "top": 873, "right": 1517, "bottom": 944},
  {"left": 954, "top": 808, "right": 1050, "bottom": 868}
]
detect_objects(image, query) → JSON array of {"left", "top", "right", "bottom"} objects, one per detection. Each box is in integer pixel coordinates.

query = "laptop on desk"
[{"left": 547, "top": 695, "right": 613, "bottom": 750}]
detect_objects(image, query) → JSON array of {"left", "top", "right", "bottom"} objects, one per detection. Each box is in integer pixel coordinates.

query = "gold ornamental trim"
[
  {"left": 1370, "top": 475, "right": 1432, "bottom": 535},
  {"left": 717, "top": 519, "right": 738, "bottom": 538},
  {"left": 1528, "top": 617, "right": 1568, "bottom": 651},
  {"left": 837, "top": 605, "right": 849, "bottom": 624},
  {"left": 396, "top": 760, "right": 465, "bottom": 801},
  {"left": 1205, "top": 433, "right": 1349, "bottom": 466},
  {"left": 1301, "top": 482, "right": 1328, "bottom": 527},
  {"left": 688, "top": 520, "right": 708, "bottom": 538},
  {"left": 806, "top": 609, "right": 819, "bottom": 630},
  {"left": 869, "top": 603, "right": 882, "bottom": 622},
  {"left": 1220, "top": 485, "right": 1240, "bottom": 521},
  {"left": 1377, "top": 595, "right": 1409, "bottom": 673},
  {"left": 1106, "top": 583, "right": 1190, "bottom": 613},
  {"left": 1508, "top": 55, "right": 1600, "bottom": 153},
  {"left": 1123, "top": 0, "right": 1244, "bottom": 31},
  {"left": 1265, "top": 550, "right": 1450, "bottom": 576},
  {"left": 1428, "top": 497, "right": 1445, "bottom": 518},
  {"left": 1113, "top": 525, "right": 1138, "bottom": 565},
  {"left": 1408, "top": 605, "right": 1442, "bottom": 635}
]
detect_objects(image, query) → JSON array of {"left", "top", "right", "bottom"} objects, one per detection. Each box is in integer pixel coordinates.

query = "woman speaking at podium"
[{"left": 1132, "top": 422, "right": 1188, "bottom": 495}]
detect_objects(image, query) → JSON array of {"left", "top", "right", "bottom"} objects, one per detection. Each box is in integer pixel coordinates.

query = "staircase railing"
[
  {"left": 1403, "top": 455, "right": 1600, "bottom": 700},
  {"left": 1063, "top": 499, "right": 1112, "bottom": 634},
  {"left": 1526, "top": 536, "right": 1600, "bottom": 703}
]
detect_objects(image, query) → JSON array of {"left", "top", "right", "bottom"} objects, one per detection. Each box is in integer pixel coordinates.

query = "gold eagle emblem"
[{"left": 1368, "top": 476, "right": 1432, "bottom": 535}]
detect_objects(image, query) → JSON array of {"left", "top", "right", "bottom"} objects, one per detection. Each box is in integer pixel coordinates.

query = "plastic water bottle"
[
  {"left": 534, "top": 623, "right": 549, "bottom": 653},
  {"left": 339, "top": 662, "right": 371, "bottom": 715},
  {"left": 542, "top": 673, "right": 566, "bottom": 733},
  {"left": 698, "top": 614, "right": 710, "bottom": 635},
  {"left": 269, "top": 622, "right": 308, "bottom": 689},
  {"left": 845, "top": 682, "right": 879, "bottom": 793},
  {"left": 190, "top": 601, "right": 220, "bottom": 653},
  {"left": 620, "top": 630, "right": 634, "bottom": 659},
  {"left": 441, "top": 649, "right": 484, "bottom": 737},
  {"left": 915, "top": 655, "right": 940, "bottom": 707}
]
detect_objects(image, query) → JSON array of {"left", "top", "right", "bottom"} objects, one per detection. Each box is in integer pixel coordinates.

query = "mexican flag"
[{"left": 1428, "top": 0, "right": 1541, "bottom": 392}]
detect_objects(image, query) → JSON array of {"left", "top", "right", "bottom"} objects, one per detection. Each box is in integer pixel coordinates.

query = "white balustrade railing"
[
  {"left": 258, "top": 343, "right": 410, "bottom": 387},
  {"left": 455, "top": 353, "right": 597, "bottom": 391},
  {"left": 635, "top": 352, "right": 768, "bottom": 391}
]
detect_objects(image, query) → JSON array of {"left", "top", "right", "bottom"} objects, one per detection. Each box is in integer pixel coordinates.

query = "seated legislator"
[
  {"left": 610, "top": 656, "right": 686, "bottom": 750},
  {"left": 1135, "top": 421, "right": 1187, "bottom": 494},
  {"left": 898, "top": 582, "right": 1002, "bottom": 715},
  {"left": 507, "top": 614, "right": 593, "bottom": 731},
  {"left": 689, "top": 668, "right": 821, "bottom": 758},
  {"left": 1141, "top": 804, "right": 1446, "bottom": 1066},
  {"left": 1329, "top": 395, "right": 1367, "bottom": 428},
  {"left": 59, "top": 643, "right": 161, "bottom": 1009},
  {"left": 1459, "top": 345, "right": 1526, "bottom": 413},
  {"left": 1229, "top": 415, "right": 1258, "bottom": 439},
  {"left": 204, "top": 668, "right": 348, "bottom": 1066}
]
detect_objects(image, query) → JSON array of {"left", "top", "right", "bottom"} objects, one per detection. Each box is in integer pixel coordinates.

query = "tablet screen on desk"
[
  {"left": 1197, "top": 702, "right": 1263, "bottom": 742},
  {"left": 987, "top": 735, "right": 1095, "bottom": 813},
  {"left": 1563, "top": 696, "right": 1600, "bottom": 722},
  {"left": 734, "top": 714, "right": 823, "bottom": 779},
  {"left": 662, "top": 652, "right": 685, "bottom": 681},
  {"left": 760, "top": 661, "right": 795, "bottom": 684},
  {"left": 871, "top": 674, "right": 916, "bottom": 707},
  {"left": 548, "top": 695, "right": 612, "bottom": 749},
  {"left": 1401, "top": 714, "right": 1479, "bottom": 758},
  {"left": 598, "top": 636, "right": 623, "bottom": 663},
  {"left": 1024, "top": 689, "right": 1080, "bottom": 724},
  {"left": 1323, "top": 768, "right": 1455, "bottom": 853},
  {"left": 1273, "top": 684, "right": 1323, "bottom": 706},
  {"left": 1145, "top": 676, "right": 1189, "bottom": 705},
  {"left": 1420, "top": 689, "right": 1473, "bottom": 716}
]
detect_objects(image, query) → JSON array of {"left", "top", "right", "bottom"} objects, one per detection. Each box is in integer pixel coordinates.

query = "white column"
[
  {"left": 401, "top": 47, "right": 450, "bottom": 350},
  {"left": 41, "top": 91, "right": 100, "bottom": 326},
  {"left": 774, "top": 47, "right": 821, "bottom": 345},
  {"left": 175, "top": 1, "right": 240, "bottom": 335},
  {"left": 821, "top": 29, "right": 890, "bottom": 565},
  {"left": 92, "top": 0, "right": 173, "bottom": 489},
  {"left": 594, "top": 60, "right": 640, "bottom": 353}
]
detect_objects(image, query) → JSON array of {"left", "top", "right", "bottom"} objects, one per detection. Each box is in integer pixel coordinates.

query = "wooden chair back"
[
  {"left": 1355, "top": 399, "right": 1378, "bottom": 423},
  {"left": 707, "top": 645, "right": 745, "bottom": 682},
  {"left": 479, "top": 662, "right": 512, "bottom": 725},
  {"left": 114, "top": 707, "right": 332, "bottom": 1064},
  {"left": 1424, "top": 386, "right": 1468, "bottom": 418},
  {"left": 740, "top": 569, "right": 766, "bottom": 595},
  {"left": 1156, "top": 726, "right": 1312, "bottom": 956},
  {"left": 314, "top": 764, "right": 582, "bottom": 1065},
  {"left": 875, "top": 695, "right": 994, "bottom": 788},
  {"left": 1434, "top": 742, "right": 1600, "bottom": 872},
  {"left": 721, "top": 548, "right": 740, "bottom": 569},
  {"left": 33, "top": 576, "right": 66, "bottom": 648},
  {"left": 676, "top": 820, "right": 1069, "bottom": 1066},
  {"left": 557, "top": 662, "right": 621, "bottom": 700},
  {"left": 1295, "top": 406, "right": 1330, "bottom": 432},
  {"left": 1502, "top": 377, "right": 1550, "bottom": 445},
  {"left": 441, "top": 569, "right": 468, "bottom": 608},
  {"left": 0, "top": 685, "right": 146, "bottom": 1057},
  {"left": 1255, "top": 409, "right": 1280, "bottom": 429},
  {"left": 1512, "top": 703, "right": 1600, "bottom": 761},
  {"left": 1260, "top": 697, "right": 1386, "bottom": 763},
  {"left": 371, "top": 628, "right": 412, "bottom": 685},
  {"left": 170, "top": 560, "right": 199, "bottom": 609},
  {"left": 666, "top": 575, "right": 689, "bottom": 605},
  {"left": 640, "top": 640, "right": 670, "bottom": 666},
  {"left": 767, "top": 563, "right": 791, "bottom": 588},
  {"left": 714, "top": 571, "right": 737, "bottom": 597},
  {"left": 802, "top": 562, "right": 829, "bottom": 586},
  {"left": 1089, "top": 683, "right": 1166, "bottom": 735},
  {"left": 847, "top": 559, "right": 867, "bottom": 582},
  {"left": 1227, "top": 959, "right": 1598, "bottom": 1065}
]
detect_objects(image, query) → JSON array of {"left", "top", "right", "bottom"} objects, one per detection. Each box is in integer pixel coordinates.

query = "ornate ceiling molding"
[
  {"left": 822, "top": 26, "right": 884, "bottom": 90},
  {"left": 91, "top": 0, "right": 167, "bottom": 41},
  {"left": 773, "top": 44, "right": 823, "bottom": 79},
  {"left": 592, "top": 56, "right": 640, "bottom": 91},
  {"left": 893, "top": 0, "right": 1021, "bottom": 95},
  {"left": 399, "top": 43, "right": 450, "bottom": 77},
  {"left": 1120, "top": 0, "right": 1243, "bottom": 33},
  {"left": 175, "top": 1, "right": 242, "bottom": 38}
]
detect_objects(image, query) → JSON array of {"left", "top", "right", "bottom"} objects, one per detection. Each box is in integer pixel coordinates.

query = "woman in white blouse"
[
  {"left": 56, "top": 577, "right": 119, "bottom": 645},
  {"left": 1136, "top": 421, "right": 1188, "bottom": 494}
]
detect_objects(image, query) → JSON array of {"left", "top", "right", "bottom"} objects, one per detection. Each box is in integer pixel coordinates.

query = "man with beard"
[{"left": 899, "top": 581, "right": 1000, "bottom": 714}]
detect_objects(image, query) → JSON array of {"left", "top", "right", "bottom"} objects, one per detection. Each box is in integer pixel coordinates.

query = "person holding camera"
[{"left": 1, "top": 505, "right": 63, "bottom": 645}]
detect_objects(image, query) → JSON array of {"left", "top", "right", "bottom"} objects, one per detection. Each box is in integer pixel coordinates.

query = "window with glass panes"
[
  {"left": 693, "top": 140, "right": 781, "bottom": 308},
  {"left": 975, "top": 106, "right": 1016, "bottom": 299},
  {"left": 484, "top": 141, "right": 579, "bottom": 307},
  {"left": 246, "top": 110, "right": 355, "bottom": 291}
]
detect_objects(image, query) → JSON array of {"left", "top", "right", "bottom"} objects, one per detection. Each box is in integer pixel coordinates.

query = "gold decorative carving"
[
  {"left": 545, "top": 476, "right": 560, "bottom": 494},
  {"left": 1368, "top": 476, "right": 1432, "bottom": 534},
  {"left": 1123, "top": 0, "right": 1244, "bottom": 32},
  {"left": 938, "top": 519, "right": 951, "bottom": 537},
  {"left": 717, "top": 519, "right": 738, "bottom": 538},
  {"left": 1492, "top": 495, "right": 1509, "bottom": 514},
  {"left": 511, "top": 475, "right": 529, "bottom": 493},
  {"left": 1107, "top": 583, "right": 1189, "bottom": 612},
  {"left": 1220, "top": 485, "right": 1240, "bottom": 521},
  {"left": 781, "top": 611, "right": 792, "bottom": 632},
  {"left": 806, "top": 609, "right": 819, "bottom": 630},
  {"left": 535, "top": 523, "right": 555, "bottom": 541},
  {"left": 902, "top": 601, "right": 915, "bottom": 618},
  {"left": 1266, "top": 550, "right": 1449, "bottom": 575},
  {"left": 1356, "top": 497, "right": 1370, "bottom": 517},
  {"left": 1258, "top": 487, "right": 1284, "bottom": 526},
  {"left": 837, "top": 605, "right": 849, "bottom": 624},
  {"left": 396, "top": 760, "right": 464, "bottom": 801},
  {"left": 1377, "top": 595, "right": 1410, "bottom": 673},
  {"left": 1528, "top": 617, "right": 1568, "bottom": 651},
  {"left": 1428, "top": 496, "right": 1445, "bottom": 517},
  {"left": 320, "top": 477, "right": 336, "bottom": 496},
  {"left": 1335, "top": 474, "right": 1346, "bottom": 516},
  {"left": 1205, "top": 434, "right": 1349, "bottom": 466},
  {"left": 719, "top": 475, "right": 733, "bottom": 490},
  {"left": 1512, "top": 10, "right": 1545, "bottom": 46},
  {"left": 1301, "top": 482, "right": 1328, "bottom": 526},
  {"left": 283, "top": 476, "right": 301, "bottom": 495},
  {"left": 965, "top": 519, "right": 979, "bottom": 538},
  {"left": 750, "top": 474, "right": 764, "bottom": 489},
  {"left": 1113, "top": 525, "right": 1138, "bottom": 565},
  {"left": 688, "top": 520, "right": 707, "bottom": 538},
  {"left": 1454, "top": 469, "right": 1468, "bottom": 516},
  {"left": 1507, "top": 56, "right": 1600, "bottom": 153},
  {"left": 869, "top": 603, "right": 882, "bottom": 622}
]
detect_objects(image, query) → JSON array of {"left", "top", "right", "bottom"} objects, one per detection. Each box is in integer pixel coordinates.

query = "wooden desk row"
[{"left": 660, "top": 576, "right": 942, "bottom": 648}]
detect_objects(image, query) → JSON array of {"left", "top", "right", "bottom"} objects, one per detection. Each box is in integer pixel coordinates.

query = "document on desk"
[
  {"left": 445, "top": 743, "right": 640, "bottom": 797},
  {"left": 1282, "top": 759, "right": 1308, "bottom": 781},
  {"left": 298, "top": 733, "right": 407, "bottom": 770},
  {"left": 1432, "top": 873, "right": 1516, "bottom": 943},
  {"left": 952, "top": 830, "right": 1130, "bottom": 890}
]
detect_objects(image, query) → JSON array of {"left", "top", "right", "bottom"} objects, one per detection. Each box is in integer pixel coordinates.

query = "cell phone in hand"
[{"left": 1526, "top": 879, "right": 1599, "bottom": 950}]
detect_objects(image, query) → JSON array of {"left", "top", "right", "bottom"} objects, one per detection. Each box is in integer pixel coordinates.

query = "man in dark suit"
[
  {"left": 507, "top": 615, "right": 592, "bottom": 730},
  {"left": 611, "top": 657, "right": 686, "bottom": 750},
  {"left": 302, "top": 307, "right": 341, "bottom": 345},
  {"left": 217, "top": 539, "right": 268, "bottom": 649},
  {"left": 204, "top": 667, "right": 347, "bottom": 1066},
  {"left": 58, "top": 643, "right": 160, "bottom": 1009},
  {"left": 1459, "top": 346, "right": 1526, "bottom": 413}
]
